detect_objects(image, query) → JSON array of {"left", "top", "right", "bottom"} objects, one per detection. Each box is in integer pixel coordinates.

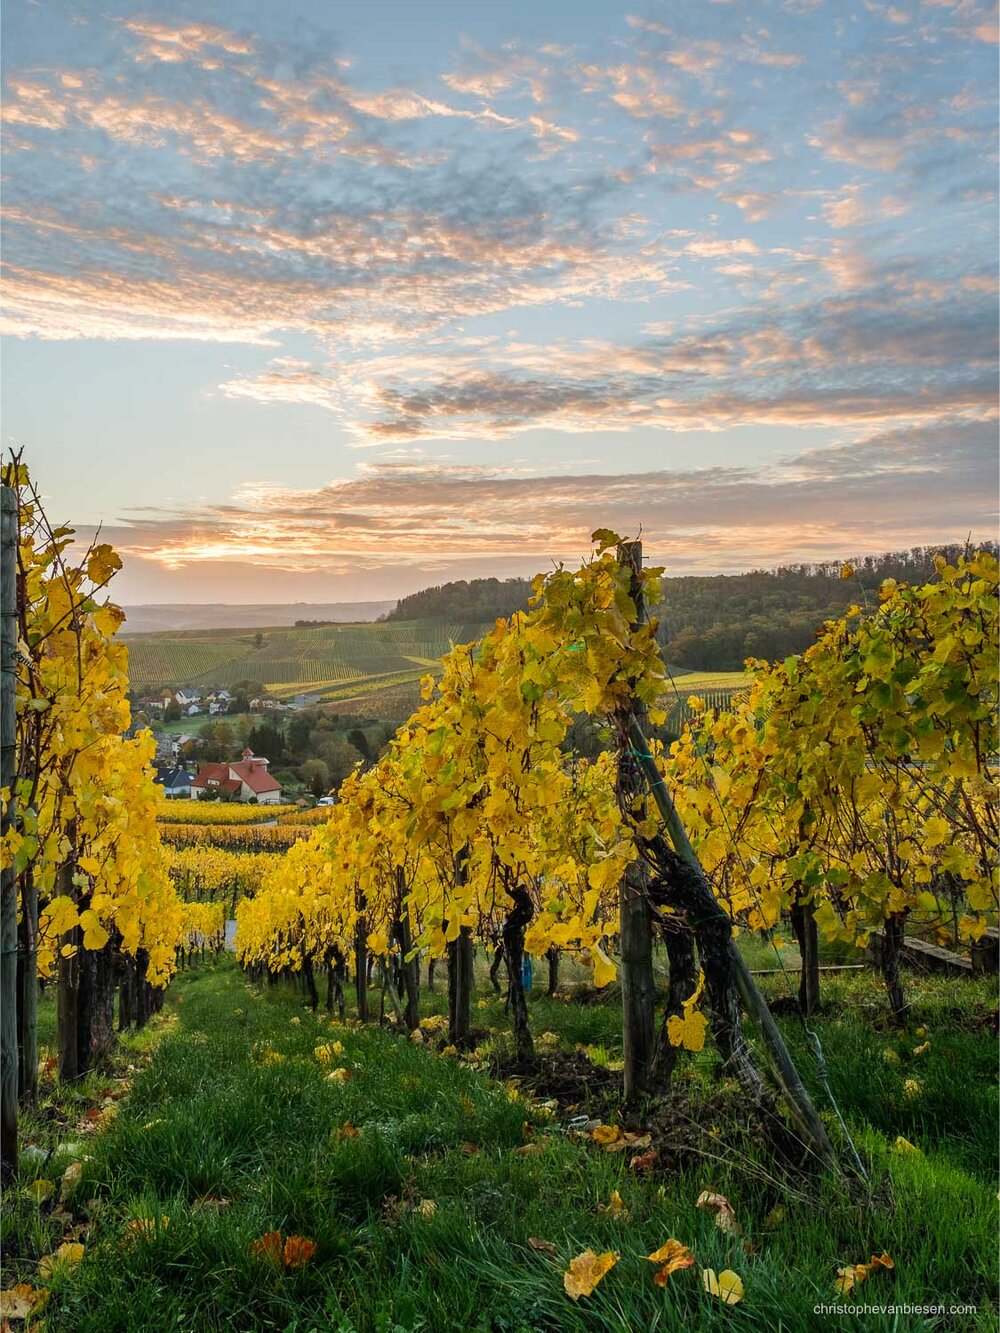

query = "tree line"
[{"left": 381, "top": 544, "right": 998, "bottom": 672}]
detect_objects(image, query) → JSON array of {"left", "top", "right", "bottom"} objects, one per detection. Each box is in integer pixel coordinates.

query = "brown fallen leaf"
[
  {"left": 528, "top": 1237, "right": 558, "bottom": 1255},
  {"left": 192, "top": 1195, "right": 231, "bottom": 1212},
  {"left": 37, "top": 1243, "right": 84, "bottom": 1279},
  {"left": 696, "top": 1190, "right": 740, "bottom": 1235},
  {"left": 58, "top": 1162, "right": 83, "bottom": 1204},
  {"left": 629, "top": 1149, "right": 658, "bottom": 1172},
  {"left": 0, "top": 1284, "right": 49, "bottom": 1320},
  {"left": 282, "top": 1234, "right": 316, "bottom": 1267}
]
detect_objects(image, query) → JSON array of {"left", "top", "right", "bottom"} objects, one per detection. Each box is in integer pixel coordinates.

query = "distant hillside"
[
  {"left": 382, "top": 543, "right": 998, "bottom": 672},
  {"left": 122, "top": 601, "right": 394, "bottom": 634},
  {"left": 123, "top": 619, "right": 485, "bottom": 694},
  {"left": 384, "top": 578, "right": 532, "bottom": 623}
]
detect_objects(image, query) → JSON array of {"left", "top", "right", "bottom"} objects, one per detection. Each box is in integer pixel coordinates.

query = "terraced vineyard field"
[
  {"left": 657, "top": 668, "right": 754, "bottom": 733},
  {"left": 123, "top": 620, "right": 486, "bottom": 694}
]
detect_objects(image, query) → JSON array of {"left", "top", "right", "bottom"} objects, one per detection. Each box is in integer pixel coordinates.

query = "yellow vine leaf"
[
  {"left": 597, "top": 1190, "right": 627, "bottom": 1219},
  {"left": 563, "top": 1249, "right": 618, "bottom": 1301},
  {"left": 647, "top": 1239, "right": 696, "bottom": 1286},
  {"left": 591, "top": 945, "right": 616, "bottom": 989},
  {"left": 0, "top": 1284, "right": 49, "bottom": 1319},
  {"left": 702, "top": 1268, "right": 744, "bottom": 1304},
  {"left": 38, "top": 1242, "right": 85, "bottom": 1278}
]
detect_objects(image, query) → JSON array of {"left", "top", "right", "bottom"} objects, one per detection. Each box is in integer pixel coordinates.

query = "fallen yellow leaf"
[
  {"left": 563, "top": 1249, "right": 618, "bottom": 1300},
  {"left": 0, "top": 1283, "right": 49, "bottom": 1319},
  {"left": 702, "top": 1268, "right": 744, "bottom": 1305},
  {"left": 647, "top": 1239, "right": 695, "bottom": 1286},
  {"left": 597, "top": 1189, "right": 628, "bottom": 1220},
  {"left": 591, "top": 1124, "right": 622, "bottom": 1147},
  {"left": 38, "top": 1242, "right": 85, "bottom": 1278}
]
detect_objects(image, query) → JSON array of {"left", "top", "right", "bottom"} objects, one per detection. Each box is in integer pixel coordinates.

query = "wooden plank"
[
  {"left": 749, "top": 964, "right": 866, "bottom": 977},
  {"left": 869, "top": 930, "right": 973, "bottom": 977}
]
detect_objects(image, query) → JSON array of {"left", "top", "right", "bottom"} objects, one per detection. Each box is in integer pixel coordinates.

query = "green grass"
[{"left": 7, "top": 961, "right": 997, "bottom": 1332}]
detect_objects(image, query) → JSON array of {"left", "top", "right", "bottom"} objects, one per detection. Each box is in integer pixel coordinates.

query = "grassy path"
[{"left": 8, "top": 960, "right": 997, "bottom": 1332}]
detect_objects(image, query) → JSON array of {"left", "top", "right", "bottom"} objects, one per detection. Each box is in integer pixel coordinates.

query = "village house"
[
  {"left": 154, "top": 765, "right": 192, "bottom": 798},
  {"left": 189, "top": 748, "right": 283, "bottom": 804}
]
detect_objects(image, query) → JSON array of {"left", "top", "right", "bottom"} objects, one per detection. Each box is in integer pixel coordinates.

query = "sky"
[{"left": 2, "top": 0, "right": 997, "bottom": 604}]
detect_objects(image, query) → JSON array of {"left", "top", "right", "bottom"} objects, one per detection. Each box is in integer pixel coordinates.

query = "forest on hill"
[{"left": 384, "top": 544, "right": 999, "bottom": 670}]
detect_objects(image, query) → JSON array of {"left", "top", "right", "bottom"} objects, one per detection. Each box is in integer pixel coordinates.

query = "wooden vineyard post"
[
  {"left": 447, "top": 847, "right": 474, "bottom": 1049},
  {"left": 616, "top": 541, "right": 656, "bottom": 1100},
  {"left": 17, "top": 866, "right": 38, "bottom": 1103},
  {"left": 790, "top": 893, "right": 821, "bottom": 1017},
  {"left": 1, "top": 481, "right": 18, "bottom": 1184},
  {"left": 396, "top": 868, "right": 421, "bottom": 1032},
  {"left": 625, "top": 713, "right": 838, "bottom": 1172},
  {"left": 355, "top": 889, "right": 369, "bottom": 1023}
]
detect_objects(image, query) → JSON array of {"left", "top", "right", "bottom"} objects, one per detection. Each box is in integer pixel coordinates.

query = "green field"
[
  {"left": 123, "top": 621, "right": 486, "bottom": 696},
  {"left": 124, "top": 619, "right": 756, "bottom": 725}
]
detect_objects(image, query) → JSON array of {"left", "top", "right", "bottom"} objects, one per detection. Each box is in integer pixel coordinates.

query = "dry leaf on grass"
[
  {"left": 834, "top": 1253, "right": 894, "bottom": 1294},
  {"left": 124, "top": 1217, "right": 169, "bottom": 1242},
  {"left": 0, "top": 1285, "right": 48, "bottom": 1321},
  {"left": 597, "top": 1190, "right": 628, "bottom": 1220},
  {"left": 647, "top": 1239, "right": 696, "bottom": 1286},
  {"left": 282, "top": 1235, "right": 316, "bottom": 1268},
  {"left": 563, "top": 1250, "right": 618, "bottom": 1301},
  {"left": 696, "top": 1190, "right": 740, "bottom": 1234},
  {"left": 251, "top": 1230, "right": 317, "bottom": 1269},
  {"left": 629, "top": 1149, "right": 657, "bottom": 1172},
  {"left": 37, "top": 1243, "right": 84, "bottom": 1279},
  {"left": 58, "top": 1162, "right": 83, "bottom": 1203},
  {"left": 527, "top": 1237, "right": 557, "bottom": 1255},
  {"left": 591, "top": 1124, "right": 622, "bottom": 1147},
  {"left": 701, "top": 1268, "right": 744, "bottom": 1305},
  {"left": 29, "top": 1179, "right": 54, "bottom": 1205}
]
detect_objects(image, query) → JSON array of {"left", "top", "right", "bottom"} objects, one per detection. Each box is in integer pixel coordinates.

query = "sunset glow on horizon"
[{"left": 2, "top": 0, "right": 997, "bottom": 603}]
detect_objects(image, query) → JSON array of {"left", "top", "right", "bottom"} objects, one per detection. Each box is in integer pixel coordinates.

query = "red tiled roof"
[
  {"left": 190, "top": 757, "right": 281, "bottom": 795},
  {"left": 190, "top": 763, "right": 240, "bottom": 794},
  {"left": 233, "top": 759, "right": 281, "bottom": 794}
]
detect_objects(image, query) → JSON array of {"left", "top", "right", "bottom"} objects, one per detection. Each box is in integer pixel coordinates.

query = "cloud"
[
  {"left": 82, "top": 416, "right": 995, "bottom": 596},
  {"left": 573, "top": 62, "right": 684, "bottom": 118},
  {"left": 121, "top": 19, "right": 254, "bottom": 64},
  {"left": 3, "top": 0, "right": 996, "bottom": 606},
  {"left": 236, "top": 262, "right": 994, "bottom": 444}
]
